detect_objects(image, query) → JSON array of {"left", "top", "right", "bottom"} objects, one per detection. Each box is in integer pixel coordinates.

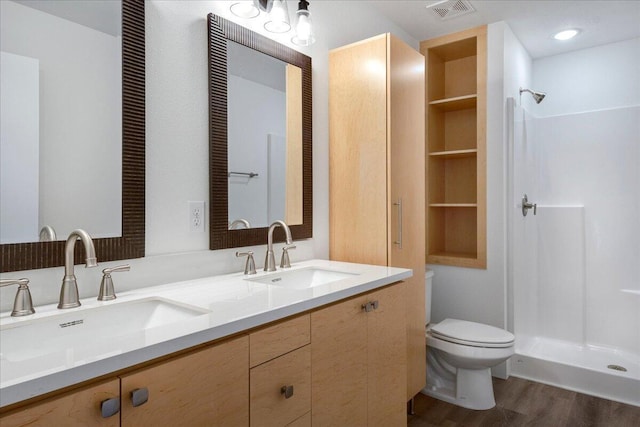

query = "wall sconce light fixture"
[
  {"left": 264, "top": 0, "right": 291, "bottom": 33},
  {"left": 292, "top": 0, "right": 315, "bottom": 46},
  {"left": 230, "top": 1, "right": 261, "bottom": 19},
  {"left": 230, "top": 0, "right": 315, "bottom": 45}
]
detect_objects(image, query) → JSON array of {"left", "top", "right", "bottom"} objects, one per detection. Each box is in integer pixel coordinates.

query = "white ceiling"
[
  {"left": 11, "top": 1, "right": 640, "bottom": 58},
  {"left": 367, "top": 0, "right": 640, "bottom": 58}
]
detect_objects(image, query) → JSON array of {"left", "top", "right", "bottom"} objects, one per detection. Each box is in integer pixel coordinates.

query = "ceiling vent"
[{"left": 426, "top": 0, "right": 475, "bottom": 20}]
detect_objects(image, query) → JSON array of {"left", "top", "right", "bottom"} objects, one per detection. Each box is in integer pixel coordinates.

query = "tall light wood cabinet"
[
  {"left": 420, "top": 26, "right": 487, "bottom": 269},
  {"left": 329, "top": 34, "right": 426, "bottom": 401}
]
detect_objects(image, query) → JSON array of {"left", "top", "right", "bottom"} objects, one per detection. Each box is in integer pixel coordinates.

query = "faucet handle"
[
  {"left": 280, "top": 245, "right": 296, "bottom": 269},
  {"left": 236, "top": 251, "right": 257, "bottom": 275},
  {"left": 0, "top": 278, "right": 35, "bottom": 317},
  {"left": 98, "top": 264, "right": 130, "bottom": 301}
]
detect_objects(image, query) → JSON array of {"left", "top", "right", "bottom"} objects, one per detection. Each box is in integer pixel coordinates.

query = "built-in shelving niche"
[{"left": 421, "top": 26, "right": 487, "bottom": 269}]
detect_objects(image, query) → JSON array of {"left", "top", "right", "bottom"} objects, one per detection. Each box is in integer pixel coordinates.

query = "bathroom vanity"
[{"left": 0, "top": 260, "right": 411, "bottom": 426}]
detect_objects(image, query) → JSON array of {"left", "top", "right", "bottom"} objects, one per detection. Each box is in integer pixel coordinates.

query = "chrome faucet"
[
  {"left": 58, "top": 229, "right": 98, "bottom": 309},
  {"left": 0, "top": 278, "right": 35, "bottom": 316},
  {"left": 98, "top": 264, "right": 130, "bottom": 301},
  {"left": 229, "top": 219, "right": 251, "bottom": 229},
  {"left": 39, "top": 225, "right": 57, "bottom": 241},
  {"left": 264, "top": 220, "right": 292, "bottom": 272}
]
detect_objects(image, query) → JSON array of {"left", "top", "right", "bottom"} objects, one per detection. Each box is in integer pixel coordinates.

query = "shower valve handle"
[{"left": 522, "top": 194, "right": 537, "bottom": 216}]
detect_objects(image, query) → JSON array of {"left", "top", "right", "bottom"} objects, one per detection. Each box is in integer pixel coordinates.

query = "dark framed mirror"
[
  {"left": 0, "top": 0, "right": 145, "bottom": 272},
  {"left": 207, "top": 14, "right": 312, "bottom": 249}
]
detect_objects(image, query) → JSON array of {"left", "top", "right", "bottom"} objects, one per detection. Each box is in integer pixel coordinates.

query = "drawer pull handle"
[
  {"left": 100, "top": 397, "right": 120, "bottom": 418},
  {"left": 281, "top": 385, "right": 294, "bottom": 399},
  {"left": 362, "top": 301, "right": 379, "bottom": 312},
  {"left": 131, "top": 387, "right": 149, "bottom": 407},
  {"left": 393, "top": 199, "right": 403, "bottom": 249}
]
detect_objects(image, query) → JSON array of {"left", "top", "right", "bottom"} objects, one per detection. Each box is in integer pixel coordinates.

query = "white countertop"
[{"left": 0, "top": 259, "right": 411, "bottom": 407}]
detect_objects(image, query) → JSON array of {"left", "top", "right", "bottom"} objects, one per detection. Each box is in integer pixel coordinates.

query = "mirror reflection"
[
  {"left": 0, "top": 0, "right": 122, "bottom": 244},
  {"left": 227, "top": 40, "right": 302, "bottom": 229}
]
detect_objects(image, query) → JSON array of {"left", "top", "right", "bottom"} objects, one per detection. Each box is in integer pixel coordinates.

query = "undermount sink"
[
  {"left": 0, "top": 297, "right": 210, "bottom": 386},
  {"left": 246, "top": 267, "right": 358, "bottom": 289}
]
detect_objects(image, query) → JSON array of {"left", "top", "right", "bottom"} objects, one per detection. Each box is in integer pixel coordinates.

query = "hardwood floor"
[{"left": 408, "top": 377, "right": 640, "bottom": 427}]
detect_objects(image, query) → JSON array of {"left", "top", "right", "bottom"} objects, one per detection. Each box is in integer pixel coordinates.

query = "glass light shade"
[
  {"left": 292, "top": 9, "right": 315, "bottom": 46},
  {"left": 230, "top": 1, "right": 260, "bottom": 19},
  {"left": 264, "top": 0, "right": 291, "bottom": 33}
]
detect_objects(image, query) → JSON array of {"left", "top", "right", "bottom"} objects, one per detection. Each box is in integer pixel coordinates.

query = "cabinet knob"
[
  {"left": 281, "top": 385, "right": 294, "bottom": 399},
  {"left": 100, "top": 397, "right": 120, "bottom": 418},
  {"left": 362, "top": 301, "right": 379, "bottom": 312},
  {"left": 131, "top": 387, "right": 149, "bottom": 407}
]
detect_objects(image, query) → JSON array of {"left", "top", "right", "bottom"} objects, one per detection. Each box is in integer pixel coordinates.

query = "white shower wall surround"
[{"left": 509, "top": 103, "right": 640, "bottom": 406}]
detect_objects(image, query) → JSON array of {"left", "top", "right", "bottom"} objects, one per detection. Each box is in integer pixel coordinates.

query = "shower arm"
[{"left": 519, "top": 87, "right": 546, "bottom": 104}]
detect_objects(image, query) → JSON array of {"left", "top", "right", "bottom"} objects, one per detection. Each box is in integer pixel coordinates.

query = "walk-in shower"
[{"left": 507, "top": 92, "right": 640, "bottom": 406}]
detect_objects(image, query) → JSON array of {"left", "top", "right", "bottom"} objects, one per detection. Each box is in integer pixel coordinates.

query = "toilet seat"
[{"left": 430, "top": 318, "right": 514, "bottom": 349}]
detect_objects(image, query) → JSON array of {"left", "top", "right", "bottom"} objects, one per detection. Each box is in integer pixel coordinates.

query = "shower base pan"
[{"left": 512, "top": 336, "right": 639, "bottom": 407}]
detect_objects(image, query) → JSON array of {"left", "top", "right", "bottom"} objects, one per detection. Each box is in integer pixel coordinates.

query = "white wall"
[
  {"left": 0, "top": 1, "right": 122, "bottom": 240},
  {"left": 145, "top": 0, "right": 418, "bottom": 258},
  {"left": 533, "top": 38, "right": 640, "bottom": 117},
  {"left": 1, "top": 1, "right": 418, "bottom": 311},
  {"left": 0, "top": 52, "right": 39, "bottom": 243}
]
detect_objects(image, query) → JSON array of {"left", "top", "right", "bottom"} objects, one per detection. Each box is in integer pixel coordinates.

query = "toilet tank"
[{"left": 425, "top": 269, "right": 434, "bottom": 325}]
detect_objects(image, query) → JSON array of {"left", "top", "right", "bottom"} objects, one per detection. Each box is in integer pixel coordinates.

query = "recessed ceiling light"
[{"left": 554, "top": 29, "right": 580, "bottom": 41}]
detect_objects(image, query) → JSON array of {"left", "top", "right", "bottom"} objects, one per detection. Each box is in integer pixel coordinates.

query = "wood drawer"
[
  {"left": 250, "top": 345, "right": 311, "bottom": 427},
  {"left": 0, "top": 379, "right": 120, "bottom": 427},
  {"left": 250, "top": 314, "right": 310, "bottom": 367}
]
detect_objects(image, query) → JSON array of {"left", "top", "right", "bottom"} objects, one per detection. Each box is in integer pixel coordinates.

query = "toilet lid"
[{"left": 431, "top": 318, "right": 514, "bottom": 347}]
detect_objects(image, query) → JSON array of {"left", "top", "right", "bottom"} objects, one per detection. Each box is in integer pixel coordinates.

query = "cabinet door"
[
  {"left": 0, "top": 379, "right": 120, "bottom": 427},
  {"left": 121, "top": 335, "right": 249, "bottom": 427},
  {"left": 367, "top": 283, "right": 407, "bottom": 426},
  {"left": 388, "top": 34, "right": 427, "bottom": 400},
  {"left": 311, "top": 293, "right": 368, "bottom": 427},
  {"left": 329, "top": 34, "right": 388, "bottom": 266}
]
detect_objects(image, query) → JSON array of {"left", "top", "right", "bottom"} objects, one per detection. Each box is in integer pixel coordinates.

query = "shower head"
[{"left": 519, "top": 87, "right": 546, "bottom": 104}]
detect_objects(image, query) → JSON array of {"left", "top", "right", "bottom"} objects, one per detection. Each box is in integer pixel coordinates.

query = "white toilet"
[{"left": 422, "top": 270, "right": 515, "bottom": 410}]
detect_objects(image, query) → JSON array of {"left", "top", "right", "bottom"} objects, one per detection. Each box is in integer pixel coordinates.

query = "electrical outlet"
[{"left": 189, "top": 201, "right": 205, "bottom": 232}]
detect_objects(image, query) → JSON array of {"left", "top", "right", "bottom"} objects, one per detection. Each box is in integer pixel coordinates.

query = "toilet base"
[
  {"left": 423, "top": 347, "right": 497, "bottom": 410},
  {"left": 422, "top": 320, "right": 514, "bottom": 410}
]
